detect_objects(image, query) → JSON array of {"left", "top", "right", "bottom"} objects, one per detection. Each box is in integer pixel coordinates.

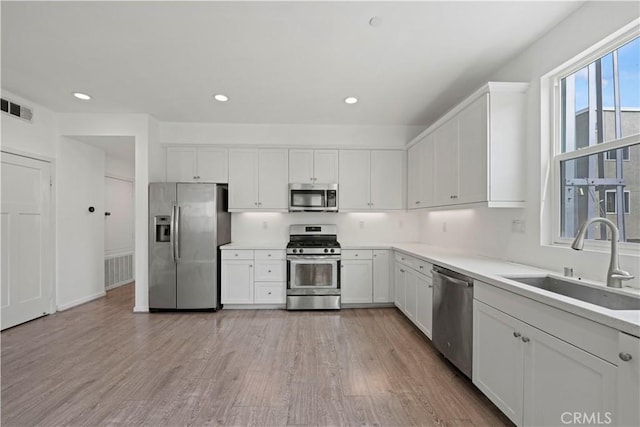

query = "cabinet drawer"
[
  {"left": 395, "top": 252, "right": 413, "bottom": 265},
  {"left": 254, "top": 283, "right": 285, "bottom": 303},
  {"left": 254, "top": 261, "right": 285, "bottom": 282},
  {"left": 222, "top": 250, "right": 253, "bottom": 260},
  {"left": 254, "top": 250, "right": 285, "bottom": 260},
  {"left": 342, "top": 249, "right": 373, "bottom": 260},
  {"left": 415, "top": 260, "right": 432, "bottom": 276}
]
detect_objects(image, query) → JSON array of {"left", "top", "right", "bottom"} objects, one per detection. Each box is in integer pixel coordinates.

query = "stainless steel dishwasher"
[{"left": 432, "top": 265, "right": 474, "bottom": 378}]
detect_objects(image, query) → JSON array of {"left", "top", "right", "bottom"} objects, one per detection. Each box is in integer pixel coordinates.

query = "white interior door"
[
  {"left": 105, "top": 177, "right": 134, "bottom": 256},
  {"left": 1, "top": 152, "right": 53, "bottom": 330}
]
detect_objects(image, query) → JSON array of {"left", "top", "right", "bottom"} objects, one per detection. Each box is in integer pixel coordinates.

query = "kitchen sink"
[{"left": 501, "top": 275, "right": 640, "bottom": 310}]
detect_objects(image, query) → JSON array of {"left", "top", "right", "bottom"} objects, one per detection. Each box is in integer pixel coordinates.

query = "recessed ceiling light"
[
  {"left": 213, "top": 94, "right": 229, "bottom": 102},
  {"left": 344, "top": 97, "right": 358, "bottom": 105},
  {"left": 73, "top": 92, "right": 91, "bottom": 100}
]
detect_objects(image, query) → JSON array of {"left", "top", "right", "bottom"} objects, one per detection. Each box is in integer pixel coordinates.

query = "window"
[
  {"left": 553, "top": 28, "right": 640, "bottom": 245},
  {"left": 604, "top": 190, "right": 630, "bottom": 214}
]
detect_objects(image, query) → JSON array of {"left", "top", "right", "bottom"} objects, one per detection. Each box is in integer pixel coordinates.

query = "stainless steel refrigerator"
[{"left": 149, "top": 183, "right": 231, "bottom": 310}]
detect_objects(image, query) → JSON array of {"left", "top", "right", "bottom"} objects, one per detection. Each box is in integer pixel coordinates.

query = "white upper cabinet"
[
  {"left": 407, "top": 82, "right": 528, "bottom": 209},
  {"left": 339, "top": 150, "right": 371, "bottom": 211},
  {"left": 288, "top": 149, "right": 338, "bottom": 184},
  {"left": 407, "top": 136, "right": 435, "bottom": 209},
  {"left": 166, "top": 147, "right": 228, "bottom": 183},
  {"left": 228, "top": 149, "right": 288, "bottom": 211},
  {"left": 339, "top": 150, "right": 404, "bottom": 211},
  {"left": 371, "top": 150, "right": 404, "bottom": 210}
]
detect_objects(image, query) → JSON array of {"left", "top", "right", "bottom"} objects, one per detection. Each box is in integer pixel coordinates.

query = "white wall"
[
  {"left": 232, "top": 211, "right": 420, "bottom": 244},
  {"left": 419, "top": 2, "right": 640, "bottom": 287},
  {"left": 57, "top": 136, "right": 105, "bottom": 309},
  {"left": 160, "top": 122, "right": 424, "bottom": 149},
  {"left": 0, "top": 90, "right": 58, "bottom": 159},
  {"left": 105, "top": 153, "right": 134, "bottom": 181},
  {"left": 57, "top": 113, "right": 151, "bottom": 311}
]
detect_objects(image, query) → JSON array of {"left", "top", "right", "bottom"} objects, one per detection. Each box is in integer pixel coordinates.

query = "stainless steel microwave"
[{"left": 289, "top": 184, "right": 338, "bottom": 212}]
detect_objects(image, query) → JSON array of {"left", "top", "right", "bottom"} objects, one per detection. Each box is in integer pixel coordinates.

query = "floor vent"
[
  {"left": 1, "top": 97, "right": 33, "bottom": 122},
  {"left": 105, "top": 253, "right": 134, "bottom": 289}
]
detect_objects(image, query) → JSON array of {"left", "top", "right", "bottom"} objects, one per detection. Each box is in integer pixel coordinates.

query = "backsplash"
[{"left": 231, "top": 211, "right": 420, "bottom": 243}]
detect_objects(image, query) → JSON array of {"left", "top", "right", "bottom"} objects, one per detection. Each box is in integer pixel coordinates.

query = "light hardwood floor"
[{"left": 1, "top": 283, "right": 511, "bottom": 426}]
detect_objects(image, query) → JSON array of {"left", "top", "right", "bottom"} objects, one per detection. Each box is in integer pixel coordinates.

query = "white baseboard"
[
  {"left": 133, "top": 305, "right": 149, "bottom": 313},
  {"left": 57, "top": 291, "right": 106, "bottom": 312},
  {"left": 106, "top": 280, "right": 133, "bottom": 291}
]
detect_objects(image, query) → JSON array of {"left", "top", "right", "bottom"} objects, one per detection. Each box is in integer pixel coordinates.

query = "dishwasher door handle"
[{"left": 432, "top": 270, "right": 473, "bottom": 287}]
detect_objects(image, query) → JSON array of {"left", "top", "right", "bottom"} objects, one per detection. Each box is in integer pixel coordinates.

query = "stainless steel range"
[{"left": 286, "top": 224, "right": 341, "bottom": 310}]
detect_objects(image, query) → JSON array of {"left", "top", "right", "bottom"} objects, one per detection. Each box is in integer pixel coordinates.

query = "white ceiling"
[{"left": 1, "top": 1, "right": 584, "bottom": 126}]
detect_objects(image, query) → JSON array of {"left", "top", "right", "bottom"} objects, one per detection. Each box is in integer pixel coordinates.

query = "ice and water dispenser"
[{"left": 154, "top": 216, "right": 171, "bottom": 242}]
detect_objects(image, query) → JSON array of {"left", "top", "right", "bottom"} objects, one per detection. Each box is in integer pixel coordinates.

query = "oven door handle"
[{"left": 287, "top": 255, "right": 341, "bottom": 260}]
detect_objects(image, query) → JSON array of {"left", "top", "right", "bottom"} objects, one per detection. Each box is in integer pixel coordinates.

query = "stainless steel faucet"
[{"left": 571, "top": 217, "right": 634, "bottom": 288}]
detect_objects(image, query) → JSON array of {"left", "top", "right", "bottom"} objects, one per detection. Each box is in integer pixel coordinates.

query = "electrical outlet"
[
  {"left": 398, "top": 220, "right": 403, "bottom": 228},
  {"left": 511, "top": 219, "right": 526, "bottom": 234},
  {"left": 359, "top": 221, "right": 365, "bottom": 229},
  {"left": 442, "top": 222, "right": 447, "bottom": 232},
  {"left": 262, "top": 221, "right": 268, "bottom": 229}
]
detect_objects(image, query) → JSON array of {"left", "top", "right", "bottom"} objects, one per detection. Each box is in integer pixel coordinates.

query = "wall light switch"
[{"left": 359, "top": 221, "right": 365, "bottom": 229}]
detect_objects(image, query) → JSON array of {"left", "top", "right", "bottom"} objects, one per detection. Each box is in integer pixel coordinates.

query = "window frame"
[
  {"left": 546, "top": 20, "right": 640, "bottom": 252},
  {"left": 604, "top": 189, "right": 631, "bottom": 214}
]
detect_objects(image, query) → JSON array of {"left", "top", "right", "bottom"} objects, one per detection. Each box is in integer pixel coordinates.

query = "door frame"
[{"left": 1, "top": 148, "right": 57, "bottom": 316}]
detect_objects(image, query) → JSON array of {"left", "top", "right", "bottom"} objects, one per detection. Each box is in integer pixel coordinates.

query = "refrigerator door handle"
[
  {"left": 175, "top": 205, "right": 181, "bottom": 260},
  {"left": 170, "top": 204, "right": 177, "bottom": 263}
]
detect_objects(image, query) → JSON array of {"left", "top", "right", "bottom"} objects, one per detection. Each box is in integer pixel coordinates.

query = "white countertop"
[
  {"left": 221, "top": 241, "right": 640, "bottom": 336},
  {"left": 221, "top": 242, "right": 287, "bottom": 250}
]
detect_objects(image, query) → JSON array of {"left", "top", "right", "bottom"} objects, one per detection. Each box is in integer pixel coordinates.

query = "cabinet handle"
[
  {"left": 268, "top": 270, "right": 272, "bottom": 273},
  {"left": 513, "top": 332, "right": 521, "bottom": 338},
  {"left": 428, "top": 285, "right": 432, "bottom": 288},
  {"left": 400, "top": 269, "right": 405, "bottom": 273},
  {"left": 268, "top": 254, "right": 272, "bottom": 257},
  {"left": 249, "top": 265, "right": 253, "bottom": 268},
  {"left": 254, "top": 202, "right": 258, "bottom": 206},
  {"left": 619, "top": 352, "right": 633, "bottom": 362},
  {"left": 268, "top": 291, "right": 272, "bottom": 295},
  {"left": 193, "top": 176, "right": 197, "bottom": 180},
  {"left": 355, "top": 254, "right": 359, "bottom": 257},
  {"left": 419, "top": 266, "right": 423, "bottom": 269},
  {"left": 234, "top": 254, "right": 238, "bottom": 257},
  {"left": 522, "top": 337, "right": 530, "bottom": 343}
]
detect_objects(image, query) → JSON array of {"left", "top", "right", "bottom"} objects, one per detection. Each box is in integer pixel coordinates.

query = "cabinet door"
[
  {"left": 407, "top": 143, "right": 421, "bottom": 209},
  {"left": 404, "top": 270, "right": 417, "bottom": 321},
  {"left": 313, "top": 150, "right": 339, "bottom": 184},
  {"left": 415, "top": 273, "right": 432, "bottom": 338},
  {"left": 258, "top": 149, "right": 288, "bottom": 210},
  {"left": 617, "top": 332, "right": 640, "bottom": 427},
  {"left": 288, "top": 149, "right": 314, "bottom": 183},
  {"left": 420, "top": 134, "right": 436, "bottom": 207},
  {"left": 166, "top": 147, "right": 197, "bottom": 182},
  {"left": 221, "top": 260, "right": 254, "bottom": 304},
  {"left": 394, "top": 264, "right": 406, "bottom": 311},
  {"left": 197, "top": 147, "right": 228, "bottom": 183},
  {"left": 473, "top": 301, "right": 524, "bottom": 426},
  {"left": 370, "top": 150, "right": 404, "bottom": 210},
  {"left": 228, "top": 149, "right": 259, "bottom": 209},
  {"left": 339, "top": 150, "right": 371, "bottom": 210},
  {"left": 522, "top": 323, "right": 616, "bottom": 427},
  {"left": 433, "top": 119, "right": 459, "bottom": 206},
  {"left": 341, "top": 260, "right": 373, "bottom": 303},
  {"left": 373, "top": 250, "right": 391, "bottom": 303},
  {"left": 458, "top": 95, "right": 487, "bottom": 204}
]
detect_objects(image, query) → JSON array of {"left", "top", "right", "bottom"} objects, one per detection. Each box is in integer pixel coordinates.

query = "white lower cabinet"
[
  {"left": 373, "top": 250, "right": 393, "bottom": 303},
  {"left": 394, "top": 264, "right": 406, "bottom": 311},
  {"left": 474, "top": 287, "right": 618, "bottom": 427},
  {"left": 341, "top": 259, "right": 374, "bottom": 303},
  {"left": 393, "top": 252, "right": 432, "bottom": 338},
  {"left": 414, "top": 273, "right": 433, "bottom": 338},
  {"left": 222, "top": 249, "right": 285, "bottom": 305},
  {"left": 221, "top": 260, "right": 254, "bottom": 304},
  {"left": 616, "top": 332, "right": 640, "bottom": 427}
]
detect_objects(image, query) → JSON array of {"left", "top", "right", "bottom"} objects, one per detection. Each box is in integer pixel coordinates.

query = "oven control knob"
[
  {"left": 330, "top": 248, "right": 335, "bottom": 253},
  {"left": 324, "top": 248, "right": 329, "bottom": 253},
  {"left": 299, "top": 249, "right": 304, "bottom": 254},
  {"left": 292, "top": 249, "right": 298, "bottom": 254}
]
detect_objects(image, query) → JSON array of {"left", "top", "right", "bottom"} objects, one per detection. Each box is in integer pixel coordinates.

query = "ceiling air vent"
[{"left": 1, "top": 97, "right": 33, "bottom": 123}]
